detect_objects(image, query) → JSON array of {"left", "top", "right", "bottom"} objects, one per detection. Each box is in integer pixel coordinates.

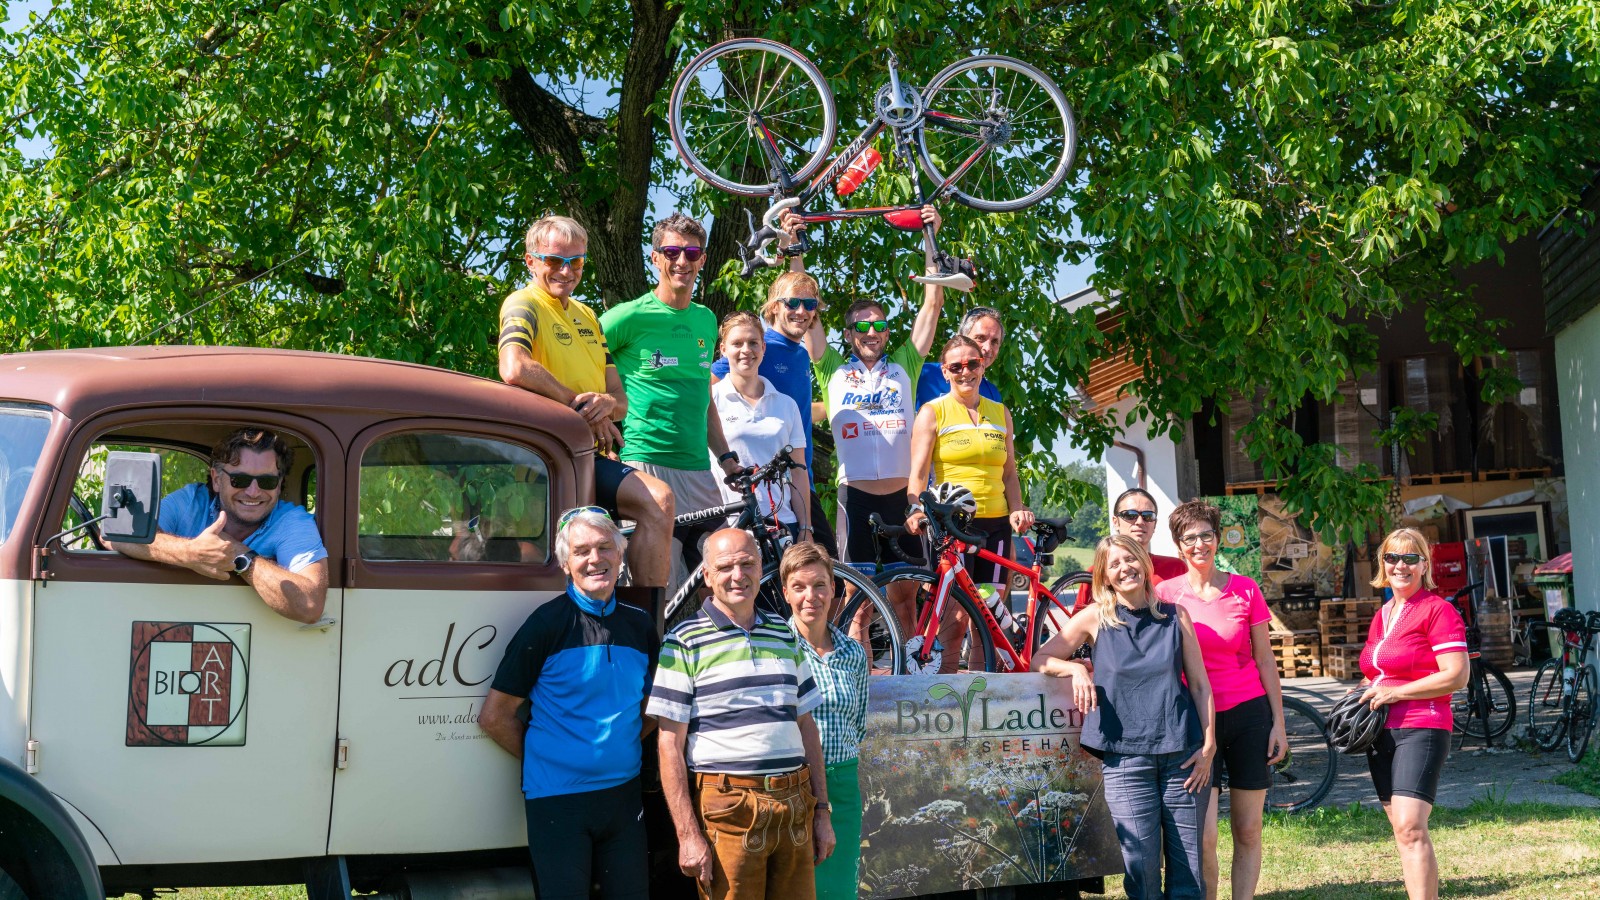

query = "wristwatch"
[
  {"left": 232, "top": 549, "right": 259, "bottom": 576},
  {"left": 718, "top": 451, "right": 740, "bottom": 466}
]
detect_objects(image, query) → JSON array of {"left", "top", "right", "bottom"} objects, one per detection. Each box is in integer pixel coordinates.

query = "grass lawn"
[{"left": 117, "top": 798, "right": 1600, "bottom": 899}]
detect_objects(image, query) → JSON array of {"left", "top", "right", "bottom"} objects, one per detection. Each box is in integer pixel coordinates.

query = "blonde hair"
[
  {"left": 718, "top": 311, "right": 765, "bottom": 358},
  {"left": 762, "top": 272, "right": 821, "bottom": 324},
  {"left": 1090, "top": 534, "right": 1164, "bottom": 630},
  {"left": 525, "top": 215, "right": 587, "bottom": 256},
  {"left": 779, "top": 541, "right": 833, "bottom": 586},
  {"left": 1370, "top": 527, "right": 1437, "bottom": 590}
]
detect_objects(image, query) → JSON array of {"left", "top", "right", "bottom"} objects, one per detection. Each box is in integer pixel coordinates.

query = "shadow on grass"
[
  {"left": 1266, "top": 796, "right": 1600, "bottom": 841},
  {"left": 1257, "top": 872, "right": 1600, "bottom": 900}
]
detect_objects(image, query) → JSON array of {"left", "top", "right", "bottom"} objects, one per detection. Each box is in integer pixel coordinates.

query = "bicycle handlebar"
[
  {"left": 867, "top": 513, "right": 927, "bottom": 566},
  {"left": 910, "top": 490, "right": 990, "bottom": 547},
  {"left": 724, "top": 445, "right": 805, "bottom": 494}
]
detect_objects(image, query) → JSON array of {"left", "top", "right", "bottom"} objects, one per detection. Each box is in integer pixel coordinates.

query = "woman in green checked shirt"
[{"left": 781, "top": 542, "right": 870, "bottom": 900}]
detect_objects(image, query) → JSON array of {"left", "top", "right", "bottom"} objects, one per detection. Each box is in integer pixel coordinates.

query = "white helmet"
[{"left": 929, "top": 482, "right": 977, "bottom": 520}]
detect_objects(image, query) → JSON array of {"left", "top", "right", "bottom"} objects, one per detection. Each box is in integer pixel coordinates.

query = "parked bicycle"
[
  {"left": 668, "top": 39, "right": 1077, "bottom": 288},
  {"left": 1527, "top": 606, "right": 1600, "bottom": 762},
  {"left": 657, "top": 446, "right": 905, "bottom": 673},
  {"left": 1446, "top": 581, "right": 1518, "bottom": 747}
]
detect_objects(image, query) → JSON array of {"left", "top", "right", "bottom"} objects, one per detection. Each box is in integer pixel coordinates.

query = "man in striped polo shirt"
[{"left": 649, "top": 528, "right": 834, "bottom": 900}]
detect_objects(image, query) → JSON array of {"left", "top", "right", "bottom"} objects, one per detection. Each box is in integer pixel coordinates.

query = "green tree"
[{"left": 4, "top": 1, "right": 1597, "bottom": 541}]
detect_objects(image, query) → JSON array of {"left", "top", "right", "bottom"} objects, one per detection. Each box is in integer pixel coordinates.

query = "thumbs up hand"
[{"left": 189, "top": 510, "right": 240, "bottom": 580}]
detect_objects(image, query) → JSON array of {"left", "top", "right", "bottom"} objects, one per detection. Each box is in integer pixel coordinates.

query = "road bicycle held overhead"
[{"left": 668, "top": 39, "right": 1078, "bottom": 290}]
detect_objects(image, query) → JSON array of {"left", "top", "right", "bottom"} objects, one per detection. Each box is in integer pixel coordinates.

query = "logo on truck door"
[{"left": 126, "top": 622, "right": 251, "bottom": 747}]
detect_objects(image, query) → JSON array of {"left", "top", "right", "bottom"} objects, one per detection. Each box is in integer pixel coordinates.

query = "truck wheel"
[{"left": 0, "top": 866, "right": 27, "bottom": 900}]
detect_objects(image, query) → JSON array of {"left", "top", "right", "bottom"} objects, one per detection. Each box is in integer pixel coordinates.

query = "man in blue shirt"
[
  {"left": 480, "top": 507, "right": 657, "bottom": 900},
  {"left": 914, "top": 305, "right": 1005, "bottom": 409},
  {"left": 111, "top": 428, "right": 328, "bottom": 623}
]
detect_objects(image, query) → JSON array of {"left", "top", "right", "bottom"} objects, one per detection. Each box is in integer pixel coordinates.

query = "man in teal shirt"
[{"left": 601, "top": 213, "right": 744, "bottom": 594}]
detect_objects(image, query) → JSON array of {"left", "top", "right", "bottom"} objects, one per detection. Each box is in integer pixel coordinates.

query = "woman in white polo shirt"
[{"left": 712, "top": 311, "right": 811, "bottom": 539}]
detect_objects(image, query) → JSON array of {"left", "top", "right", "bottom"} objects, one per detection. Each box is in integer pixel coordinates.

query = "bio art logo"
[
  {"left": 894, "top": 676, "right": 1082, "bottom": 742},
  {"left": 127, "top": 621, "right": 250, "bottom": 747}
]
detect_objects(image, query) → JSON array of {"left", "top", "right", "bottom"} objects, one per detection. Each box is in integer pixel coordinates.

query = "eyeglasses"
[
  {"left": 1115, "top": 509, "right": 1158, "bottom": 523},
  {"left": 216, "top": 468, "right": 282, "bottom": 491},
  {"left": 1382, "top": 552, "right": 1425, "bottom": 566},
  {"left": 655, "top": 245, "right": 705, "bottom": 262},
  {"left": 1178, "top": 530, "right": 1218, "bottom": 547},
  {"left": 848, "top": 320, "right": 890, "bottom": 334},
  {"left": 530, "top": 252, "right": 586, "bottom": 271},
  {"left": 558, "top": 506, "right": 613, "bottom": 532},
  {"left": 781, "top": 297, "right": 820, "bottom": 311},
  {"left": 943, "top": 359, "right": 982, "bottom": 375}
]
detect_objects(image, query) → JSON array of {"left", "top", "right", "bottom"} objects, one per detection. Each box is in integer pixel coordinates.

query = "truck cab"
[{"left": 0, "top": 346, "right": 594, "bottom": 897}]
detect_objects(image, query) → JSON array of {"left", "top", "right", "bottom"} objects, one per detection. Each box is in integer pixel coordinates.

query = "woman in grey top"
[{"left": 1033, "top": 534, "right": 1217, "bottom": 900}]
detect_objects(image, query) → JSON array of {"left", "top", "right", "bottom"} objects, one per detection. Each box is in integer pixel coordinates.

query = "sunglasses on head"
[
  {"left": 849, "top": 320, "right": 890, "bottom": 334},
  {"left": 781, "top": 297, "right": 820, "bottom": 311},
  {"left": 216, "top": 468, "right": 282, "bottom": 491},
  {"left": 529, "top": 252, "right": 586, "bottom": 270},
  {"left": 1382, "top": 552, "right": 1424, "bottom": 566},
  {"left": 558, "top": 506, "right": 614, "bottom": 532},
  {"left": 943, "top": 359, "right": 982, "bottom": 375},
  {"left": 1115, "top": 509, "right": 1158, "bottom": 523},
  {"left": 655, "top": 245, "right": 704, "bottom": 262}
]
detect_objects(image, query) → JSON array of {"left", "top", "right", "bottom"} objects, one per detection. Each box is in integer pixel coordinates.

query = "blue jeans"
[{"left": 1100, "top": 750, "right": 1204, "bottom": 900}]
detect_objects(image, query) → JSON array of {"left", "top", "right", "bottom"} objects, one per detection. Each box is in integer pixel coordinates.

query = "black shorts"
[
  {"left": 594, "top": 456, "right": 639, "bottom": 516},
  {"left": 1212, "top": 694, "right": 1273, "bottom": 791},
  {"left": 962, "top": 516, "right": 1013, "bottom": 584},
  {"left": 837, "top": 484, "right": 922, "bottom": 566},
  {"left": 1367, "top": 727, "right": 1451, "bottom": 804},
  {"left": 524, "top": 777, "right": 649, "bottom": 900}
]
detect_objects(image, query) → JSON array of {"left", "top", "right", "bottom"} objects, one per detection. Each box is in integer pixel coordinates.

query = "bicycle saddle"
[{"left": 1030, "top": 517, "right": 1072, "bottom": 554}]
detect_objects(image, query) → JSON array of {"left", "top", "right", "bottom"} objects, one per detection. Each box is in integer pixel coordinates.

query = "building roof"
[{"left": 1056, "top": 286, "right": 1140, "bottom": 411}]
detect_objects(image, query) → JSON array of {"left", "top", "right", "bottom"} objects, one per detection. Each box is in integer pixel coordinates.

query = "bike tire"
[
  {"left": 1568, "top": 664, "right": 1598, "bottom": 764},
  {"left": 874, "top": 568, "right": 999, "bottom": 673},
  {"left": 830, "top": 564, "right": 905, "bottom": 675},
  {"left": 1267, "top": 696, "right": 1337, "bottom": 813},
  {"left": 1527, "top": 659, "right": 1567, "bottom": 751},
  {"left": 1028, "top": 571, "right": 1091, "bottom": 653},
  {"left": 915, "top": 55, "right": 1077, "bottom": 213},
  {"left": 1453, "top": 660, "right": 1517, "bottom": 741},
  {"left": 669, "top": 39, "right": 838, "bottom": 197}
]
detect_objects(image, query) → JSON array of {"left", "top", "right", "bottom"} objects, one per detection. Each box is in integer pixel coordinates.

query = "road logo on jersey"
[{"left": 127, "top": 622, "right": 250, "bottom": 747}]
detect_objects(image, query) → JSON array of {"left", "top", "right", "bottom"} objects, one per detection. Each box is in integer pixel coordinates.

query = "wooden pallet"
[
  {"left": 1224, "top": 481, "right": 1280, "bottom": 496},
  {"left": 1320, "top": 598, "right": 1381, "bottom": 625},
  {"left": 1480, "top": 467, "right": 1552, "bottom": 482},
  {"left": 1270, "top": 630, "right": 1323, "bottom": 678},
  {"left": 1324, "top": 644, "right": 1363, "bottom": 680}
]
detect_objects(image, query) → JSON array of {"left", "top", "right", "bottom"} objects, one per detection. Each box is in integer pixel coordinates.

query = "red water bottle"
[{"left": 835, "top": 147, "right": 882, "bottom": 197}]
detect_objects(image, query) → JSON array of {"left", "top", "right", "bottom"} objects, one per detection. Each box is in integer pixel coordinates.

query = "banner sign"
[{"left": 856, "top": 673, "right": 1121, "bottom": 899}]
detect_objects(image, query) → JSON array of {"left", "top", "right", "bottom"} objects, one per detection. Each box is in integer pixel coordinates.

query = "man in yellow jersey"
[{"left": 498, "top": 215, "right": 676, "bottom": 608}]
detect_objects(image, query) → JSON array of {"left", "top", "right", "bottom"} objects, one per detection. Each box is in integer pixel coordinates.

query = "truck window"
[
  {"left": 358, "top": 432, "right": 550, "bottom": 563},
  {"left": 0, "top": 403, "right": 51, "bottom": 545}
]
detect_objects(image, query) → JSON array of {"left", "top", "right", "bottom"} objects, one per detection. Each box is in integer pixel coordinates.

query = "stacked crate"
[
  {"left": 1320, "top": 598, "right": 1381, "bottom": 681},
  {"left": 1476, "top": 597, "right": 1513, "bottom": 668},
  {"left": 1268, "top": 630, "right": 1322, "bottom": 678}
]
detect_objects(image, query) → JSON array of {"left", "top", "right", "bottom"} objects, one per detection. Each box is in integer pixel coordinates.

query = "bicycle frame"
[{"left": 911, "top": 534, "right": 1069, "bottom": 674}]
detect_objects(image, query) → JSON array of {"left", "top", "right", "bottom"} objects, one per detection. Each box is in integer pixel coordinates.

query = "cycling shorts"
[
  {"left": 1212, "top": 694, "right": 1273, "bottom": 791},
  {"left": 594, "top": 457, "right": 639, "bottom": 516},
  {"left": 962, "top": 516, "right": 1013, "bottom": 585},
  {"left": 1367, "top": 726, "right": 1451, "bottom": 804},
  {"left": 837, "top": 484, "right": 921, "bottom": 566},
  {"left": 524, "top": 777, "right": 649, "bottom": 900}
]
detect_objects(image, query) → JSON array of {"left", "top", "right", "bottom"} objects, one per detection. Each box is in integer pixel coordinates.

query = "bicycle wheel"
[
  {"left": 829, "top": 564, "right": 905, "bottom": 675},
  {"left": 1028, "top": 572, "right": 1090, "bottom": 653},
  {"left": 1527, "top": 659, "right": 1567, "bottom": 751},
  {"left": 916, "top": 55, "right": 1077, "bottom": 212},
  {"left": 1453, "top": 661, "right": 1517, "bottom": 741},
  {"left": 1568, "top": 664, "right": 1597, "bottom": 763},
  {"left": 1267, "top": 696, "right": 1337, "bottom": 813},
  {"left": 874, "top": 568, "right": 999, "bottom": 673},
  {"left": 669, "top": 39, "right": 837, "bottom": 197}
]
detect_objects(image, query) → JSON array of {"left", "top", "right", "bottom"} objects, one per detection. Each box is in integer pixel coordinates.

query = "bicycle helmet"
[
  {"left": 1326, "top": 690, "right": 1388, "bottom": 755},
  {"left": 929, "top": 482, "right": 978, "bottom": 520}
]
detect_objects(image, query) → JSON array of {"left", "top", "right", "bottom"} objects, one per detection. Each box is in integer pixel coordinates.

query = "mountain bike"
[
  {"left": 1447, "top": 581, "right": 1518, "bottom": 747},
  {"left": 657, "top": 446, "right": 905, "bottom": 673},
  {"left": 854, "top": 490, "right": 1076, "bottom": 673},
  {"left": 1527, "top": 606, "right": 1600, "bottom": 762},
  {"left": 668, "top": 39, "right": 1077, "bottom": 288}
]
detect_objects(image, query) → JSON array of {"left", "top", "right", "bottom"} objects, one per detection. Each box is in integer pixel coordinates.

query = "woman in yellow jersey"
[{"left": 906, "top": 336, "right": 1033, "bottom": 667}]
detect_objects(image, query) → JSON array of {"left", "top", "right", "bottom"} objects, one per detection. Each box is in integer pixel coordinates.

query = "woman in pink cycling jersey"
[
  {"left": 1357, "top": 528, "right": 1468, "bottom": 900},
  {"left": 1155, "top": 500, "right": 1284, "bottom": 900}
]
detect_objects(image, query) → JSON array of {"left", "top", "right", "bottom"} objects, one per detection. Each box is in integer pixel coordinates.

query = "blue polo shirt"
[
  {"left": 158, "top": 483, "right": 327, "bottom": 572},
  {"left": 914, "top": 362, "right": 1002, "bottom": 410},
  {"left": 711, "top": 326, "right": 815, "bottom": 469},
  {"left": 491, "top": 585, "right": 658, "bottom": 799}
]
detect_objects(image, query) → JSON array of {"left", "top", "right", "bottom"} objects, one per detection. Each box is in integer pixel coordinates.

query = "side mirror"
[{"left": 99, "top": 451, "right": 162, "bottom": 544}]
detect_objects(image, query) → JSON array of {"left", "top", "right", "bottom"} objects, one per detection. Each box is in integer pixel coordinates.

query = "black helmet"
[{"left": 1326, "top": 690, "right": 1388, "bottom": 755}]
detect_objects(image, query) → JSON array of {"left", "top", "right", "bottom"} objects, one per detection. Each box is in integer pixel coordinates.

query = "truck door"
[
  {"left": 328, "top": 421, "right": 574, "bottom": 855},
  {"left": 28, "top": 413, "right": 344, "bottom": 865}
]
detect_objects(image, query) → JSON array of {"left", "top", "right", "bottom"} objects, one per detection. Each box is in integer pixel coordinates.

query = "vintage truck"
[{"left": 0, "top": 346, "right": 599, "bottom": 898}]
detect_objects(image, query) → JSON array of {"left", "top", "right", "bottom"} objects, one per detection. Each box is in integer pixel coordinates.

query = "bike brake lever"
[{"left": 738, "top": 209, "right": 782, "bottom": 278}]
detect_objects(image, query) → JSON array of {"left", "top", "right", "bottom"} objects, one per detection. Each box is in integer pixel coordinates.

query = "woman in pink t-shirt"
[
  {"left": 1357, "top": 528, "right": 1468, "bottom": 900},
  {"left": 1154, "top": 499, "right": 1284, "bottom": 900}
]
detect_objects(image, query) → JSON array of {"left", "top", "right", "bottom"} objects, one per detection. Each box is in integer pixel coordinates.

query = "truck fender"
[{"left": 0, "top": 756, "right": 105, "bottom": 899}]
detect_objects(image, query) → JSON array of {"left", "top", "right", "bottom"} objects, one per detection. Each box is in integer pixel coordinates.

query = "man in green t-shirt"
[{"left": 601, "top": 213, "right": 744, "bottom": 593}]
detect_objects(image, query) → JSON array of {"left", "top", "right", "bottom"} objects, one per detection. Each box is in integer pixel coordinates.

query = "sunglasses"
[
  {"left": 943, "top": 359, "right": 982, "bottom": 375},
  {"left": 1115, "top": 509, "right": 1158, "bottom": 523},
  {"left": 655, "top": 245, "right": 705, "bottom": 262},
  {"left": 530, "top": 252, "right": 586, "bottom": 270},
  {"left": 558, "top": 506, "right": 614, "bottom": 532},
  {"left": 1179, "top": 530, "right": 1218, "bottom": 547},
  {"left": 849, "top": 320, "right": 890, "bottom": 334},
  {"left": 781, "top": 297, "right": 820, "bottom": 311},
  {"left": 1382, "top": 552, "right": 1425, "bottom": 566},
  {"left": 216, "top": 468, "right": 282, "bottom": 491}
]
